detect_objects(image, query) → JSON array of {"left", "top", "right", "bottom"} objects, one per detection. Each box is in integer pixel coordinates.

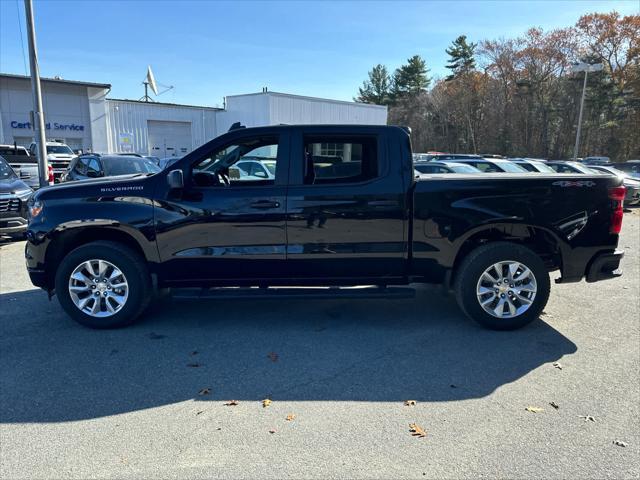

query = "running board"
[{"left": 171, "top": 286, "right": 416, "bottom": 301}]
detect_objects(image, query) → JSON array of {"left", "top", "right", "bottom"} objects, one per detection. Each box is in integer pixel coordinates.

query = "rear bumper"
[{"left": 585, "top": 249, "right": 624, "bottom": 283}]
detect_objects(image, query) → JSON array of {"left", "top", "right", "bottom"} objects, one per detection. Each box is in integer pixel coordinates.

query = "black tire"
[
  {"left": 55, "top": 241, "right": 151, "bottom": 329},
  {"left": 454, "top": 242, "right": 551, "bottom": 330}
]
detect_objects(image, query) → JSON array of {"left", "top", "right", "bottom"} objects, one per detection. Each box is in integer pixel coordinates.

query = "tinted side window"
[
  {"left": 552, "top": 164, "right": 571, "bottom": 173},
  {"left": 415, "top": 165, "right": 435, "bottom": 174},
  {"left": 193, "top": 135, "right": 279, "bottom": 186},
  {"left": 303, "top": 136, "right": 377, "bottom": 185},
  {"left": 519, "top": 163, "right": 536, "bottom": 172},
  {"left": 471, "top": 162, "right": 500, "bottom": 173}
]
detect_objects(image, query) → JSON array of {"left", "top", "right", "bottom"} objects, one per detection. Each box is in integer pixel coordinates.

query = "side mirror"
[
  {"left": 86, "top": 170, "right": 101, "bottom": 178},
  {"left": 167, "top": 169, "right": 184, "bottom": 189}
]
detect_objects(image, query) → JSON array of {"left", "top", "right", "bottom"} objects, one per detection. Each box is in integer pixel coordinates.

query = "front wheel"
[
  {"left": 55, "top": 241, "right": 151, "bottom": 329},
  {"left": 454, "top": 242, "right": 551, "bottom": 330}
]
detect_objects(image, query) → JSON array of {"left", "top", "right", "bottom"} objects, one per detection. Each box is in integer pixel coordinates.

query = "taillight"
[
  {"left": 608, "top": 186, "right": 625, "bottom": 234},
  {"left": 47, "top": 165, "right": 54, "bottom": 185}
]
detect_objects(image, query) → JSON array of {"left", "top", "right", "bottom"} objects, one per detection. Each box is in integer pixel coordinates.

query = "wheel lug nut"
[
  {"left": 508, "top": 290, "right": 513, "bottom": 295},
  {"left": 500, "top": 293, "right": 505, "bottom": 298}
]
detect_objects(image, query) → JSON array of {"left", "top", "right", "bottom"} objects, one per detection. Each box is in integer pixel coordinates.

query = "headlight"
[{"left": 29, "top": 200, "right": 44, "bottom": 218}]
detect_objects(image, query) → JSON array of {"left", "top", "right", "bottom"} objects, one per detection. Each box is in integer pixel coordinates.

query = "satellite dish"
[
  {"left": 146, "top": 66, "right": 159, "bottom": 95},
  {"left": 140, "top": 66, "right": 174, "bottom": 102}
]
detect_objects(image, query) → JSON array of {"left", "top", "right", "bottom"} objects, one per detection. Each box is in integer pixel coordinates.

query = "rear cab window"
[{"left": 302, "top": 135, "right": 378, "bottom": 185}]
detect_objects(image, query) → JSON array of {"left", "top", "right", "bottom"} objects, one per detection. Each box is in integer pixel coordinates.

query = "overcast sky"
[{"left": 0, "top": 1, "right": 637, "bottom": 107}]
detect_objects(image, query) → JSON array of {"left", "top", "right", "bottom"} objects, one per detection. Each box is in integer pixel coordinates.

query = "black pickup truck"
[{"left": 25, "top": 125, "right": 625, "bottom": 330}]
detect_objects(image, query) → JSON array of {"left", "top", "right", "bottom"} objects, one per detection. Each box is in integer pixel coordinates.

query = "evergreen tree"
[
  {"left": 445, "top": 35, "right": 477, "bottom": 80},
  {"left": 355, "top": 64, "right": 392, "bottom": 105},
  {"left": 391, "top": 55, "right": 431, "bottom": 99}
]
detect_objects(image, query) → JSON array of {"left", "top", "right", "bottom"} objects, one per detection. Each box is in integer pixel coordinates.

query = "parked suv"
[
  {"left": 0, "top": 155, "right": 32, "bottom": 238},
  {"left": 63, "top": 154, "right": 160, "bottom": 182}
]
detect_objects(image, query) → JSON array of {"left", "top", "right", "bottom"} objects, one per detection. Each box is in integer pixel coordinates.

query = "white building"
[{"left": 0, "top": 73, "right": 387, "bottom": 158}]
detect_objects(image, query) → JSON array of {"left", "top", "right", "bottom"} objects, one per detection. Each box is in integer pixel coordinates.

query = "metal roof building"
[{"left": 0, "top": 73, "right": 388, "bottom": 157}]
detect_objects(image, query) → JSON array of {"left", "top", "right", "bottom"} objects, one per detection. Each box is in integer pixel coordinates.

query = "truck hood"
[
  {"left": 33, "top": 173, "right": 150, "bottom": 201},
  {"left": 0, "top": 177, "right": 32, "bottom": 194}
]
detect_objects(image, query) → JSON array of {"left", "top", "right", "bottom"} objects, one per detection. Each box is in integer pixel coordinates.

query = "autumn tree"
[{"left": 355, "top": 10, "right": 640, "bottom": 160}]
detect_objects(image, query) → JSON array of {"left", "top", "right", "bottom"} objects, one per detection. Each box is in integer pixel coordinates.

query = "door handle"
[{"left": 250, "top": 200, "right": 280, "bottom": 209}]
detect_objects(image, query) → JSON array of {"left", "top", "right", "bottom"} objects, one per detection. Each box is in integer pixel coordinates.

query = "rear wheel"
[
  {"left": 454, "top": 242, "right": 550, "bottom": 330},
  {"left": 55, "top": 241, "right": 151, "bottom": 329}
]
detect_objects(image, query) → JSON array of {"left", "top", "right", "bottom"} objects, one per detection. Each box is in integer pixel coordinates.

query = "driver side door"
[{"left": 154, "top": 131, "right": 290, "bottom": 284}]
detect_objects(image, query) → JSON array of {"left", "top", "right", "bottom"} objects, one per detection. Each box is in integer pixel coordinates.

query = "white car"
[{"left": 229, "top": 158, "right": 276, "bottom": 181}]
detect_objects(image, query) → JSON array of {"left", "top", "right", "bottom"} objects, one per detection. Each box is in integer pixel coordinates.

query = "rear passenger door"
[{"left": 284, "top": 129, "right": 408, "bottom": 280}]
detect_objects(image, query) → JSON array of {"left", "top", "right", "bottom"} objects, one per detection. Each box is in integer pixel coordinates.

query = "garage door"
[{"left": 147, "top": 120, "right": 192, "bottom": 158}]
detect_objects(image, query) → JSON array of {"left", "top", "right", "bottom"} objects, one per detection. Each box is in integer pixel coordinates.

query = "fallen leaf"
[
  {"left": 146, "top": 332, "right": 166, "bottom": 340},
  {"left": 409, "top": 423, "right": 427, "bottom": 438},
  {"left": 262, "top": 398, "right": 272, "bottom": 408},
  {"left": 285, "top": 414, "right": 296, "bottom": 421},
  {"left": 187, "top": 363, "right": 202, "bottom": 368},
  {"left": 190, "top": 350, "right": 199, "bottom": 356},
  {"left": 195, "top": 410, "right": 204, "bottom": 416},
  {"left": 578, "top": 415, "right": 596, "bottom": 422},
  {"left": 553, "top": 362, "right": 562, "bottom": 370},
  {"left": 224, "top": 400, "right": 239, "bottom": 406},
  {"left": 269, "top": 429, "right": 276, "bottom": 434},
  {"left": 404, "top": 400, "right": 417, "bottom": 406},
  {"left": 267, "top": 352, "right": 279, "bottom": 362},
  {"left": 549, "top": 402, "right": 560, "bottom": 410},
  {"left": 613, "top": 440, "right": 627, "bottom": 447},
  {"left": 198, "top": 388, "right": 211, "bottom": 396},
  {"left": 525, "top": 406, "right": 544, "bottom": 413},
  {"left": 450, "top": 384, "right": 458, "bottom": 389}
]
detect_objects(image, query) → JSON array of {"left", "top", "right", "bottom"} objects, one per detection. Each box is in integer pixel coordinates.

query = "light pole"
[
  {"left": 572, "top": 61, "right": 603, "bottom": 160},
  {"left": 23, "top": 0, "right": 48, "bottom": 187}
]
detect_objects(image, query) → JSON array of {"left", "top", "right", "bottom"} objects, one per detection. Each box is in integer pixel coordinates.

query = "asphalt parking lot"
[{"left": 0, "top": 211, "right": 638, "bottom": 479}]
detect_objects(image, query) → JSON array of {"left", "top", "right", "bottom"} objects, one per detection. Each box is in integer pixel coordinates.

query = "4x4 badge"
[{"left": 552, "top": 180, "right": 596, "bottom": 187}]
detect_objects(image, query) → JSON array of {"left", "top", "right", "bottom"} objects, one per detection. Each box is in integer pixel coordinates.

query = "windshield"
[
  {"left": 0, "top": 157, "right": 18, "bottom": 180},
  {"left": 498, "top": 161, "right": 528, "bottom": 173},
  {"left": 103, "top": 156, "right": 161, "bottom": 176},
  {"left": 530, "top": 162, "right": 556, "bottom": 173},
  {"left": 592, "top": 166, "right": 626, "bottom": 176},
  {"left": 572, "top": 163, "right": 602, "bottom": 174},
  {"left": 47, "top": 145, "right": 74, "bottom": 155},
  {"left": 448, "top": 164, "right": 481, "bottom": 173}
]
